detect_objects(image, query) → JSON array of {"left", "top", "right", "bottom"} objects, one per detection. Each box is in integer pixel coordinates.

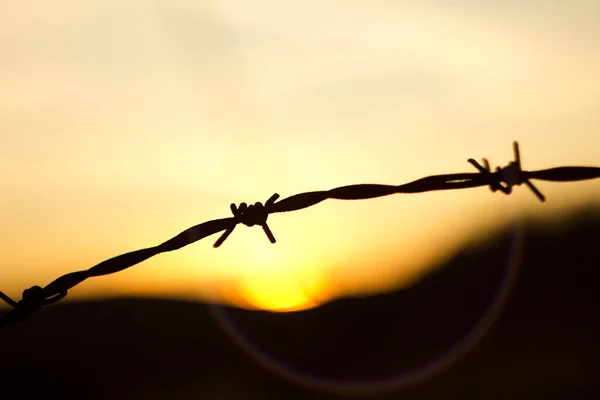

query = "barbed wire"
[{"left": 1, "top": 141, "right": 598, "bottom": 333}]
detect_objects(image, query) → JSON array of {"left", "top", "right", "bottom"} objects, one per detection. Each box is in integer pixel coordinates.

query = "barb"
[
  {"left": 1, "top": 141, "right": 598, "bottom": 332},
  {"left": 213, "top": 193, "right": 280, "bottom": 248},
  {"left": 468, "top": 141, "right": 545, "bottom": 201}
]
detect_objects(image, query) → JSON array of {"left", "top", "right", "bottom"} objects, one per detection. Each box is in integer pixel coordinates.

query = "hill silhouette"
[{"left": 0, "top": 207, "right": 598, "bottom": 399}]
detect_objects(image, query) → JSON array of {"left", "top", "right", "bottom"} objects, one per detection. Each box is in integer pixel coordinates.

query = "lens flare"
[{"left": 209, "top": 217, "right": 524, "bottom": 396}]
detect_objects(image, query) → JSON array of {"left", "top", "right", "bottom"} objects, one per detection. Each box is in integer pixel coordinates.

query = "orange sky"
[{"left": 1, "top": 0, "right": 599, "bottom": 312}]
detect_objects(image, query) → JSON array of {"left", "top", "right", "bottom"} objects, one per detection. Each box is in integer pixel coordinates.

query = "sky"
[{"left": 1, "top": 0, "right": 599, "bottom": 312}]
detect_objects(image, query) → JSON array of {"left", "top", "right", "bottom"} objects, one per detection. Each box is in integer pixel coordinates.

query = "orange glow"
[{"left": 1, "top": 0, "right": 599, "bottom": 311}]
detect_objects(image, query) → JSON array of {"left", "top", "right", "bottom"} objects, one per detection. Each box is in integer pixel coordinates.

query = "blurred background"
[{"left": 1, "top": 1, "right": 599, "bottom": 398}]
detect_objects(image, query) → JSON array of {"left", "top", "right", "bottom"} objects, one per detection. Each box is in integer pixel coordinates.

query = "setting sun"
[
  {"left": 223, "top": 231, "right": 327, "bottom": 311},
  {"left": 238, "top": 272, "right": 320, "bottom": 312}
]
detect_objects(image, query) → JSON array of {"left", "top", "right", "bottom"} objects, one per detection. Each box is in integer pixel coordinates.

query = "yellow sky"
[{"left": 1, "top": 0, "right": 599, "bottom": 311}]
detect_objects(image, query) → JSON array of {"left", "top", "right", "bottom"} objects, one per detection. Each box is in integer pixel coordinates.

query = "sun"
[
  {"left": 239, "top": 272, "right": 320, "bottom": 312},
  {"left": 219, "top": 226, "right": 329, "bottom": 311}
]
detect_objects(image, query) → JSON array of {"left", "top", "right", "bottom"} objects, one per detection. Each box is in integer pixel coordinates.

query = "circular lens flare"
[{"left": 209, "top": 217, "right": 525, "bottom": 396}]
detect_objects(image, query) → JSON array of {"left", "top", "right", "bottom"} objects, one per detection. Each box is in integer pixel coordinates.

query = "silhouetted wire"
[{"left": 0, "top": 141, "right": 598, "bottom": 333}]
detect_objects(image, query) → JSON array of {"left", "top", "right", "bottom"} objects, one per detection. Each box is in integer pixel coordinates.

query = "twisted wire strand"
[{"left": 1, "top": 141, "right": 599, "bottom": 332}]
